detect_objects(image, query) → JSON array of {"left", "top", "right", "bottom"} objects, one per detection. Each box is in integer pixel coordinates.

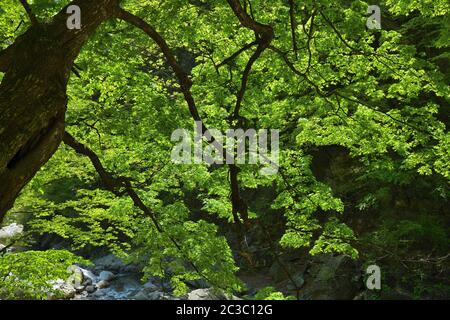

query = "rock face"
[
  {"left": 298, "top": 254, "right": 361, "bottom": 300},
  {"left": 0, "top": 223, "right": 23, "bottom": 240}
]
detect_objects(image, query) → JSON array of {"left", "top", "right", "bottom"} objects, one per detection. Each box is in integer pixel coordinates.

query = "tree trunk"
[{"left": 0, "top": 0, "right": 121, "bottom": 222}]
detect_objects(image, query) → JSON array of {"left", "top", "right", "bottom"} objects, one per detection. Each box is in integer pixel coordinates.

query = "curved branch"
[
  {"left": 63, "top": 131, "right": 214, "bottom": 284},
  {"left": 19, "top": 0, "right": 38, "bottom": 25},
  {"left": 115, "top": 8, "right": 232, "bottom": 160},
  {"left": 216, "top": 40, "right": 258, "bottom": 69},
  {"left": 288, "top": 0, "right": 298, "bottom": 59}
]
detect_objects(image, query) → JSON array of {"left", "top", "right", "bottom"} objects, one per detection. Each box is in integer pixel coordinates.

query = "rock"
[
  {"left": 188, "top": 288, "right": 219, "bottom": 300},
  {"left": 67, "top": 265, "right": 84, "bottom": 288},
  {"left": 131, "top": 291, "right": 150, "bottom": 300},
  {"left": 269, "top": 258, "right": 307, "bottom": 283},
  {"left": 96, "top": 280, "right": 110, "bottom": 289},
  {"left": 147, "top": 291, "right": 163, "bottom": 300},
  {"left": 188, "top": 288, "right": 240, "bottom": 300},
  {"left": 49, "top": 279, "right": 76, "bottom": 300},
  {"left": 132, "top": 289, "right": 163, "bottom": 300},
  {"left": 99, "top": 271, "right": 115, "bottom": 282},
  {"left": 298, "top": 254, "right": 360, "bottom": 300},
  {"left": 75, "top": 285, "right": 86, "bottom": 293},
  {"left": 82, "top": 278, "right": 93, "bottom": 286},
  {"left": 93, "top": 254, "right": 125, "bottom": 272},
  {"left": 131, "top": 289, "right": 171, "bottom": 300},
  {"left": 79, "top": 267, "right": 97, "bottom": 283},
  {"left": 0, "top": 223, "right": 23, "bottom": 240},
  {"left": 287, "top": 272, "right": 305, "bottom": 290},
  {"left": 122, "top": 263, "right": 141, "bottom": 273},
  {"left": 86, "top": 285, "right": 96, "bottom": 293},
  {"left": 142, "top": 280, "right": 158, "bottom": 291}
]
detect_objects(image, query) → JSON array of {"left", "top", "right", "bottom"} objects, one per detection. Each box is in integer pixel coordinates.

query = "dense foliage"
[
  {"left": 0, "top": 0, "right": 448, "bottom": 299},
  {"left": 0, "top": 250, "right": 90, "bottom": 300}
]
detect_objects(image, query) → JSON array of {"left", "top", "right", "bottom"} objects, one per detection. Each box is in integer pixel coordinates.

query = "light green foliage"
[
  {"left": 253, "top": 287, "right": 296, "bottom": 300},
  {"left": 310, "top": 218, "right": 358, "bottom": 259},
  {"left": 2, "top": 0, "right": 449, "bottom": 298},
  {"left": 0, "top": 250, "right": 90, "bottom": 300}
]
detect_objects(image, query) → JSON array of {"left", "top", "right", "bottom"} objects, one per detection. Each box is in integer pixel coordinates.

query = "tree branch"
[
  {"left": 288, "top": 0, "right": 298, "bottom": 59},
  {"left": 225, "top": 0, "right": 274, "bottom": 118},
  {"left": 115, "top": 8, "right": 233, "bottom": 161},
  {"left": 18, "top": 0, "right": 38, "bottom": 25},
  {"left": 216, "top": 40, "right": 258, "bottom": 69},
  {"left": 63, "top": 131, "right": 214, "bottom": 284},
  {"left": 224, "top": 0, "right": 275, "bottom": 232}
]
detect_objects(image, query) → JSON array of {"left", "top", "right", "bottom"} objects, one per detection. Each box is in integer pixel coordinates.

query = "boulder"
[
  {"left": 49, "top": 279, "right": 76, "bottom": 300},
  {"left": 85, "top": 285, "right": 96, "bottom": 294},
  {"left": 96, "top": 280, "right": 110, "bottom": 289},
  {"left": 188, "top": 288, "right": 240, "bottom": 300},
  {"left": 93, "top": 254, "right": 125, "bottom": 272},
  {"left": 82, "top": 278, "right": 93, "bottom": 286},
  {"left": 0, "top": 223, "right": 23, "bottom": 240},
  {"left": 79, "top": 267, "right": 97, "bottom": 283},
  {"left": 287, "top": 272, "right": 305, "bottom": 290},
  {"left": 142, "top": 280, "right": 158, "bottom": 291},
  {"left": 66, "top": 265, "right": 84, "bottom": 289},
  {"left": 269, "top": 258, "right": 307, "bottom": 283},
  {"left": 122, "top": 263, "right": 141, "bottom": 273},
  {"left": 99, "top": 271, "right": 115, "bottom": 282},
  {"left": 131, "top": 290, "right": 150, "bottom": 300},
  {"left": 298, "top": 254, "right": 360, "bottom": 300}
]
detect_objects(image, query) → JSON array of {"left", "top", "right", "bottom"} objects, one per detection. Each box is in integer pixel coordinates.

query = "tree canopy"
[{"left": 0, "top": 0, "right": 449, "bottom": 299}]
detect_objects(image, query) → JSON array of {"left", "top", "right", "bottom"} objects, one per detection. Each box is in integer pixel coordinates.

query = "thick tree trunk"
[{"left": 0, "top": 0, "right": 121, "bottom": 222}]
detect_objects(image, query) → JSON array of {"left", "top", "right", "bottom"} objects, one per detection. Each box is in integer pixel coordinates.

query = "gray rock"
[
  {"left": 298, "top": 254, "right": 360, "bottom": 300},
  {"left": 96, "top": 280, "right": 110, "bottom": 289},
  {"left": 75, "top": 285, "right": 86, "bottom": 293},
  {"left": 99, "top": 271, "right": 115, "bottom": 282},
  {"left": 287, "top": 272, "right": 305, "bottom": 290},
  {"left": 82, "top": 278, "right": 92, "bottom": 286},
  {"left": 269, "top": 259, "right": 306, "bottom": 283},
  {"left": 0, "top": 223, "right": 23, "bottom": 240},
  {"left": 131, "top": 291, "right": 150, "bottom": 300},
  {"left": 147, "top": 291, "right": 164, "bottom": 300},
  {"left": 79, "top": 267, "right": 97, "bottom": 283},
  {"left": 142, "top": 280, "right": 158, "bottom": 291},
  {"left": 86, "top": 285, "right": 96, "bottom": 293},
  {"left": 122, "top": 263, "right": 141, "bottom": 273},
  {"left": 49, "top": 279, "right": 76, "bottom": 300},
  {"left": 93, "top": 254, "right": 125, "bottom": 272},
  {"left": 188, "top": 288, "right": 240, "bottom": 300}
]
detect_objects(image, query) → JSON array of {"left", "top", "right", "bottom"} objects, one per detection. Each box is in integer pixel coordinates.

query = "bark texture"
[{"left": 0, "top": 0, "right": 121, "bottom": 222}]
